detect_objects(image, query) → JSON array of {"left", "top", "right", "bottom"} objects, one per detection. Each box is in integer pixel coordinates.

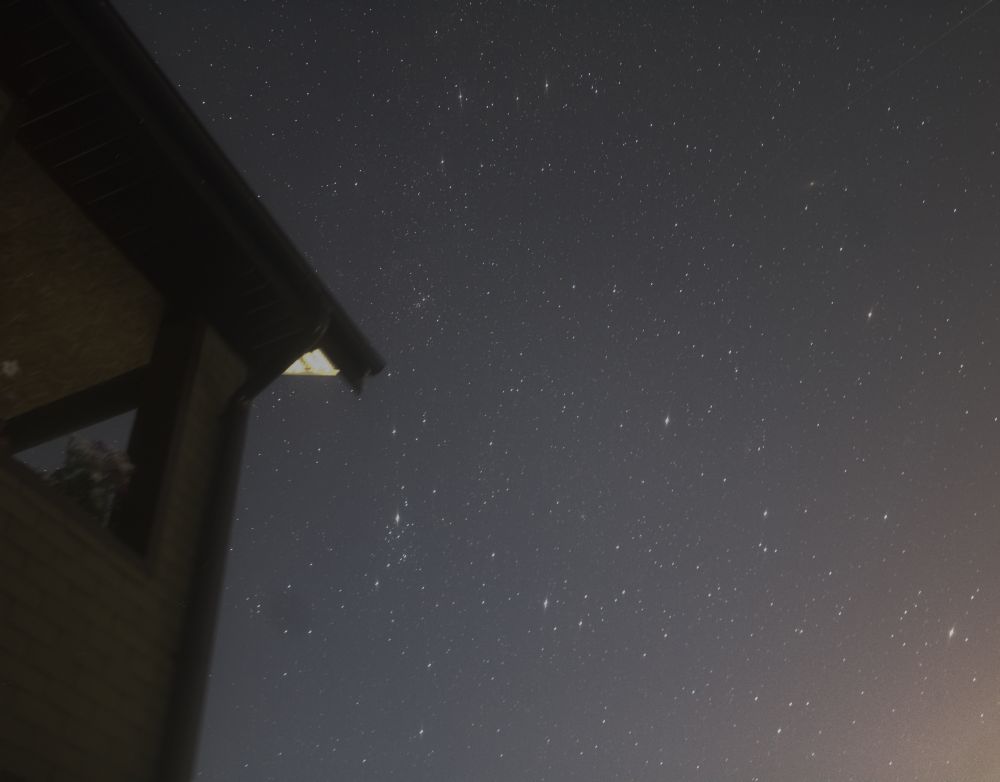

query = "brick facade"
[
  {"left": 0, "top": 137, "right": 163, "bottom": 421},
  {"left": 0, "top": 324, "right": 245, "bottom": 782},
  {"left": 2, "top": 96, "right": 248, "bottom": 780}
]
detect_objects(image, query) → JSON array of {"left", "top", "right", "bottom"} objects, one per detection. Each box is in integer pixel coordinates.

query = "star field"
[{"left": 115, "top": 2, "right": 1000, "bottom": 780}]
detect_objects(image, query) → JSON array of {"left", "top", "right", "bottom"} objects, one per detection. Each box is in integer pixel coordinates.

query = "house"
[{"left": 0, "top": 1, "right": 383, "bottom": 780}]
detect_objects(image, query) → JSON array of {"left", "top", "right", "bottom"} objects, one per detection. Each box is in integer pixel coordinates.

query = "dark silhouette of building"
[{"left": 0, "top": 2, "right": 383, "bottom": 779}]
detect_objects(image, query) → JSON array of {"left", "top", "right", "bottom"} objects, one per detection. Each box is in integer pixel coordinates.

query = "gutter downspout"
[{"left": 156, "top": 316, "right": 332, "bottom": 782}]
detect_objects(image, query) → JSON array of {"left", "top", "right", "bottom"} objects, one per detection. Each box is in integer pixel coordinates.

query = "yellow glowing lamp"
[{"left": 283, "top": 348, "right": 340, "bottom": 377}]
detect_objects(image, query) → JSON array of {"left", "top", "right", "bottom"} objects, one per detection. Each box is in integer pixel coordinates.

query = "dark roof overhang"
[{"left": 0, "top": 0, "right": 383, "bottom": 392}]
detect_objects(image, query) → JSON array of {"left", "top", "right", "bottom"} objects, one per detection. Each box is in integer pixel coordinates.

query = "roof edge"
[{"left": 44, "top": 0, "right": 385, "bottom": 389}]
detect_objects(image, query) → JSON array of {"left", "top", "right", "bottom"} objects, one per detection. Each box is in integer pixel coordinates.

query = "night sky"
[{"left": 116, "top": 2, "right": 1000, "bottom": 780}]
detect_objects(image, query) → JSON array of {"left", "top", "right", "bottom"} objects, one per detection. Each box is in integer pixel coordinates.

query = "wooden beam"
[
  {"left": 110, "top": 309, "right": 204, "bottom": 553},
  {"left": 5, "top": 367, "right": 145, "bottom": 453}
]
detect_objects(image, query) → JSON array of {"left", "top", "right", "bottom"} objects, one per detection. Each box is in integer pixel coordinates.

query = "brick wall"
[
  {"left": 0, "top": 134, "right": 163, "bottom": 420},
  {"left": 0, "top": 325, "right": 246, "bottom": 782}
]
